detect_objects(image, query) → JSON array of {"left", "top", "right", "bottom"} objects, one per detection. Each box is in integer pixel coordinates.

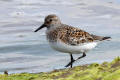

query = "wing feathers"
[
  {"left": 47, "top": 24, "right": 111, "bottom": 46},
  {"left": 58, "top": 25, "right": 94, "bottom": 45}
]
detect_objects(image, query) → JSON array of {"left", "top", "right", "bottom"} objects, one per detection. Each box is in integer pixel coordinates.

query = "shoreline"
[
  {"left": 0, "top": 57, "right": 120, "bottom": 80},
  {"left": 0, "top": 58, "right": 115, "bottom": 74}
]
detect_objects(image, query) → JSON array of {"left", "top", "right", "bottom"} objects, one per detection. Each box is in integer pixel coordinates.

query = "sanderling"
[{"left": 34, "top": 14, "right": 111, "bottom": 68}]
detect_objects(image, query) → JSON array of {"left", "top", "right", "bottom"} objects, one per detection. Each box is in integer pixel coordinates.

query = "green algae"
[{"left": 0, "top": 57, "right": 120, "bottom": 80}]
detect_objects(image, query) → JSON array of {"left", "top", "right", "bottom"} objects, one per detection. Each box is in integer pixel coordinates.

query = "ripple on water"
[{"left": 0, "top": 0, "right": 120, "bottom": 73}]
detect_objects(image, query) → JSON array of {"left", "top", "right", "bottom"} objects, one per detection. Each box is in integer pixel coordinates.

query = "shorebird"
[{"left": 34, "top": 14, "right": 111, "bottom": 68}]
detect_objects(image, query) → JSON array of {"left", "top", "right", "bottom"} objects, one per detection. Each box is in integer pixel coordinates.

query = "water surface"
[{"left": 0, "top": 0, "right": 120, "bottom": 73}]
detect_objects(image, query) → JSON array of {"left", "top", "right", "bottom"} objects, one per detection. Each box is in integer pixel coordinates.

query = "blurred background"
[{"left": 0, "top": 0, "right": 120, "bottom": 73}]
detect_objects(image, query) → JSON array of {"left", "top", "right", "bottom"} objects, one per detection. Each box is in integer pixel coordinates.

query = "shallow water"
[{"left": 0, "top": 0, "right": 120, "bottom": 73}]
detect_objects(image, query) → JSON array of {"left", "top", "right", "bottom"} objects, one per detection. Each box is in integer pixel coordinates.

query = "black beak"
[{"left": 34, "top": 24, "right": 46, "bottom": 32}]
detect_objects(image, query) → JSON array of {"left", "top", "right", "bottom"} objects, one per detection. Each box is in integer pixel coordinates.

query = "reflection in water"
[{"left": 0, "top": 0, "right": 120, "bottom": 73}]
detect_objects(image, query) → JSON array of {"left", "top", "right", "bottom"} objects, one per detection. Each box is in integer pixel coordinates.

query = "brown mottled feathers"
[
  {"left": 47, "top": 24, "right": 95, "bottom": 46},
  {"left": 47, "top": 24, "right": 111, "bottom": 46}
]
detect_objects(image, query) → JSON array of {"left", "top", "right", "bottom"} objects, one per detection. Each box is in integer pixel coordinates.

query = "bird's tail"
[{"left": 91, "top": 34, "right": 111, "bottom": 41}]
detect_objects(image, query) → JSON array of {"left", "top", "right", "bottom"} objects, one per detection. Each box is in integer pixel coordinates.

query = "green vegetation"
[{"left": 0, "top": 57, "right": 120, "bottom": 80}]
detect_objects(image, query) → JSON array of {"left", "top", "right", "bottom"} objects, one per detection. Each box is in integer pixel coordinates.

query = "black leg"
[
  {"left": 65, "top": 52, "right": 86, "bottom": 68},
  {"left": 76, "top": 52, "right": 86, "bottom": 60},
  {"left": 65, "top": 54, "right": 75, "bottom": 68},
  {"left": 70, "top": 54, "right": 74, "bottom": 68}
]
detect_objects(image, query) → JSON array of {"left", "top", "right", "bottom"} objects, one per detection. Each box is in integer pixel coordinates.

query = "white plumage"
[{"left": 49, "top": 40, "right": 98, "bottom": 54}]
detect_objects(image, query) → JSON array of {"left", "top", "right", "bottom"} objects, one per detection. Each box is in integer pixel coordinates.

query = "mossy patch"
[{"left": 0, "top": 57, "right": 120, "bottom": 80}]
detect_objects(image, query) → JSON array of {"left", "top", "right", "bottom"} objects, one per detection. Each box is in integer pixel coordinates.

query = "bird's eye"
[{"left": 49, "top": 19, "right": 52, "bottom": 22}]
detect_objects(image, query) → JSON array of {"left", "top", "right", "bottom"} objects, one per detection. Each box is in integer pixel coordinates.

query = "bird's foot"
[{"left": 65, "top": 59, "right": 75, "bottom": 68}]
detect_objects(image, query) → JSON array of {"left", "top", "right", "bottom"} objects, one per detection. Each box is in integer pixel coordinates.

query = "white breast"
[{"left": 49, "top": 40, "right": 98, "bottom": 54}]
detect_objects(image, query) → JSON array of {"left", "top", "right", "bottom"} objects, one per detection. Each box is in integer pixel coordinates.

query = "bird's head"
[{"left": 34, "top": 14, "right": 61, "bottom": 32}]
